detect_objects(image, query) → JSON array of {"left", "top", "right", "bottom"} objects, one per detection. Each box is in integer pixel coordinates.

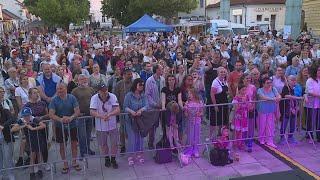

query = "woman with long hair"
[
  {"left": 24, "top": 88, "right": 51, "bottom": 171},
  {"left": 161, "top": 74, "right": 183, "bottom": 146}
]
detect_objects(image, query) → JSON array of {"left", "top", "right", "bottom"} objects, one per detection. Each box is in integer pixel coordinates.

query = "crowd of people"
[{"left": 0, "top": 27, "right": 320, "bottom": 179}]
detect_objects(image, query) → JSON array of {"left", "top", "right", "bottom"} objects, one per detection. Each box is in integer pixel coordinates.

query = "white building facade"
[
  {"left": 206, "top": 1, "right": 286, "bottom": 31},
  {"left": 0, "top": 0, "right": 28, "bottom": 21},
  {"left": 178, "top": 0, "right": 206, "bottom": 19},
  {"left": 89, "top": 0, "right": 112, "bottom": 27}
]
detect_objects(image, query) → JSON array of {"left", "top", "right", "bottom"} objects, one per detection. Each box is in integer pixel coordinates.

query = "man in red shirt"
[{"left": 228, "top": 61, "right": 244, "bottom": 98}]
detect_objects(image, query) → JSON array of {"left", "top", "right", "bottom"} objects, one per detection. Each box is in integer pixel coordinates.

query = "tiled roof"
[{"left": 2, "top": 9, "right": 22, "bottom": 20}]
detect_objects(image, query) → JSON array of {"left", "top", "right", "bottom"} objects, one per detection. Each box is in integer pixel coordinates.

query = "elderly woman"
[
  {"left": 4, "top": 67, "right": 20, "bottom": 117},
  {"left": 210, "top": 67, "right": 229, "bottom": 139},
  {"left": 89, "top": 64, "right": 108, "bottom": 93},
  {"left": 123, "top": 78, "right": 147, "bottom": 166},
  {"left": 15, "top": 75, "right": 31, "bottom": 112},
  {"left": 257, "top": 77, "right": 281, "bottom": 148}
]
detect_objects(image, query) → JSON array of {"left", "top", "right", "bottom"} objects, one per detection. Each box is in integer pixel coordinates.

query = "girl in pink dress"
[
  {"left": 183, "top": 88, "right": 204, "bottom": 158},
  {"left": 232, "top": 83, "right": 250, "bottom": 149}
]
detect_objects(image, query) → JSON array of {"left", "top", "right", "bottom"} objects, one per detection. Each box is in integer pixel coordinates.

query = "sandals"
[
  {"left": 72, "top": 164, "right": 82, "bottom": 171},
  {"left": 136, "top": 155, "right": 144, "bottom": 164},
  {"left": 128, "top": 157, "right": 134, "bottom": 166},
  {"left": 62, "top": 167, "right": 69, "bottom": 174}
]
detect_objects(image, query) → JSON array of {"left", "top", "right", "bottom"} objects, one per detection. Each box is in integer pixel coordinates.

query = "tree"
[
  {"left": 101, "top": 0, "right": 198, "bottom": 26},
  {"left": 24, "top": 0, "right": 90, "bottom": 30}
]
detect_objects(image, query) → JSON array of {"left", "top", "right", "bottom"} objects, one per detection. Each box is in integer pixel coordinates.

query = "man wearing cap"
[
  {"left": 114, "top": 67, "right": 133, "bottom": 153},
  {"left": 90, "top": 84, "right": 120, "bottom": 169},
  {"left": 48, "top": 82, "right": 81, "bottom": 173}
]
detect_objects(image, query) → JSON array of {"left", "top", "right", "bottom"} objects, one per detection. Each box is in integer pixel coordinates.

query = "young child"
[
  {"left": 183, "top": 88, "right": 204, "bottom": 158},
  {"left": 231, "top": 83, "right": 250, "bottom": 150},
  {"left": 166, "top": 101, "right": 181, "bottom": 149},
  {"left": 211, "top": 126, "right": 233, "bottom": 166},
  {"left": 18, "top": 107, "right": 46, "bottom": 180}
]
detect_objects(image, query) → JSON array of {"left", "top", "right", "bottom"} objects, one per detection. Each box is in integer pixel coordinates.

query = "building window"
[
  {"left": 102, "top": 16, "right": 106, "bottom": 23},
  {"left": 240, "top": 15, "right": 243, "bottom": 24},
  {"left": 257, "top": 15, "right": 262, "bottom": 22},
  {"left": 264, "top": 18, "right": 269, "bottom": 21},
  {"left": 200, "top": 0, "right": 204, "bottom": 8}
]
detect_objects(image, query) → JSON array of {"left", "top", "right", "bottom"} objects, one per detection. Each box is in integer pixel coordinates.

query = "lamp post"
[{"left": 120, "top": 11, "right": 123, "bottom": 30}]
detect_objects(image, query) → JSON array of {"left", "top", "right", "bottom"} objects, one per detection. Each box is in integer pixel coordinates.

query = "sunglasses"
[{"left": 138, "top": 83, "right": 144, "bottom": 86}]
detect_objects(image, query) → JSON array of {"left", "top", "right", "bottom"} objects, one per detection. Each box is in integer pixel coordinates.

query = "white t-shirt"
[
  {"left": 221, "top": 51, "right": 230, "bottom": 59},
  {"left": 15, "top": 87, "right": 30, "bottom": 106},
  {"left": 90, "top": 93, "right": 119, "bottom": 132},
  {"left": 211, "top": 78, "right": 228, "bottom": 94},
  {"left": 275, "top": 55, "right": 287, "bottom": 65},
  {"left": 300, "top": 58, "right": 312, "bottom": 67}
]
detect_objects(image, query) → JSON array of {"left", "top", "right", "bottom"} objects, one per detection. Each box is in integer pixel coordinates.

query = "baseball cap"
[
  {"left": 21, "top": 107, "right": 32, "bottom": 117},
  {"left": 98, "top": 84, "right": 108, "bottom": 92},
  {"left": 123, "top": 67, "right": 133, "bottom": 73}
]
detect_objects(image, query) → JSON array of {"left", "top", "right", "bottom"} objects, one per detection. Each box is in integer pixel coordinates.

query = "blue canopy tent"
[{"left": 124, "top": 14, "right": 173, "bottom": 33}]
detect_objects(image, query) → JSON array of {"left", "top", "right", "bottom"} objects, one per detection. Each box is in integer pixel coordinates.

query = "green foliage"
[
  {"left": 25, "top": 0, "right": 90, "bottom": 29},
  {"left": 101, "top": 0, "right": 198, "bottom": 26}
]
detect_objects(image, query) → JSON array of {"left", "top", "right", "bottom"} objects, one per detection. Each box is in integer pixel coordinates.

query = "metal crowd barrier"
[{"left": 0, "top": 98, "right": 319, "bottom": 179}]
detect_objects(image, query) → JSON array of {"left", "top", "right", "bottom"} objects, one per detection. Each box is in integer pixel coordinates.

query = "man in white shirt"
[{"left": 90, "top": 84, "right": 120, "bottom": 169}]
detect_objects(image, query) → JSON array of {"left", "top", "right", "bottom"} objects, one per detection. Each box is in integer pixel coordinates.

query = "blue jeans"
[
  {"left": 77, "top": 118, "right": 94, "bottom": 155},
  {"left": 0, "top": 134, "right": 15, "bottom": 179},
  {"left": 246, "top": 117, "right": 255, "bottom": 148},
  {"left": 125, "top": 118, "right": 143, "bottom": 153},
  {"left": 280, "top": 116, "right": 297, "bottom": 138}
]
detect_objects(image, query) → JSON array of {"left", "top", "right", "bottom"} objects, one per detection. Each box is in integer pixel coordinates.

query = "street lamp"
[{"left": 120, "top": 11, "right": 123, "bottom": 30}]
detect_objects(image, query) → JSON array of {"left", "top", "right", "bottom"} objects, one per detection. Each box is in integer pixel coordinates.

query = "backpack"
[
  {"left": 209, "top": 148, "right": 233, "bottom": 166},
  {"left": 154, "top": 137, "right": 172, "bottom": 164}
]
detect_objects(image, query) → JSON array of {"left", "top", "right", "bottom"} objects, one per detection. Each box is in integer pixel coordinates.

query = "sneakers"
[
  {"left": 148, "top": 144, "right": 155, "bottom": 150},
  {"left": 30, "top": 173, "right": 36, "bottom": 180},
  {"left": 111, "top": 157, "right": 118, "bottom": 169},
  {"left": 15, "top": 157, "right": 23, "bottom": 167},
  {"left": 120, "top": 146, "right": 126, "bottom": 154},
  {"left": 37, "top": 170, "right": 43, "bottom": 178},
  {"left": 104, "top": 157, "right": 111, "bottom": 167},
  {"left": 288, "top": 137, "right": 298, "bottom": 144},
  {"left": 278, "top": 137, "right": 286, "bottom": 145},
  {"left": 43, "top": 164, "right": 51, "bottom": 171}
]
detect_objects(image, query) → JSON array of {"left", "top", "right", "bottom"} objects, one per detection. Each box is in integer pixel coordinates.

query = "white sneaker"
[{"left": 43, "top": 164, "right": 51, "bottom": 171}]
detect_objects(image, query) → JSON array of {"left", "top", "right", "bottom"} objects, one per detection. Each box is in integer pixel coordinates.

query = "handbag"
[{"left": 272, "top": 88, "right": 281, "bottom": 121}]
